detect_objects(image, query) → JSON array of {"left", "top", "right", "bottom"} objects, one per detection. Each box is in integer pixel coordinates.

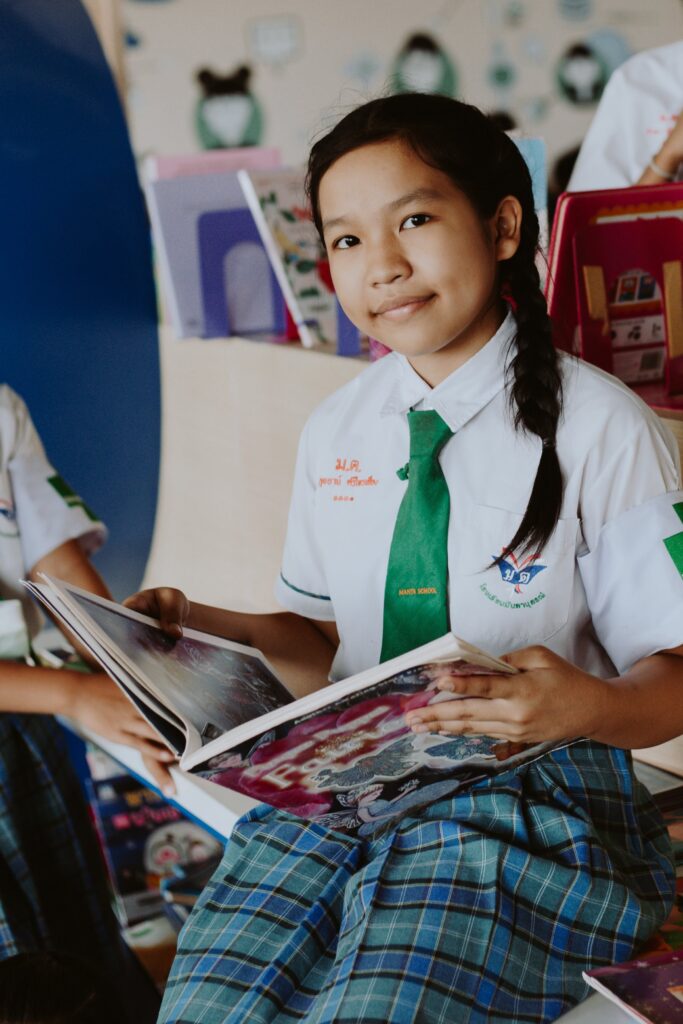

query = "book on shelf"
[
  {"left": 583, "top": 949, "right": 683, "bottom": 1024},
  {"left": 546, "top": 183, "right": 683, "bottom": 410},
  {"left": 237, "top": 167, "right": 338, "bottom": 350},
  {"left": 26, "top": 574, "right": 567, "bottom": 835},
  {"left": 144, "top": 161, "right": 284, "bottom": 339},
  {"left": 86, "top": 748, "right": 222, "bottom": 926}
]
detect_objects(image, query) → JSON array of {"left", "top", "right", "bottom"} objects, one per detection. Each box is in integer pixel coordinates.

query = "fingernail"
[
  {"left": 411, "top": 724, "right": 428, "bottom": 733},
  {"left": 162, "top": 785, "right": 175, "bottom": 797}
]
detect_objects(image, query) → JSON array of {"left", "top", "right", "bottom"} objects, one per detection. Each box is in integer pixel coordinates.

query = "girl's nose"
[{"left": 368, "top": 239, "right": 410, "bottom": 287}]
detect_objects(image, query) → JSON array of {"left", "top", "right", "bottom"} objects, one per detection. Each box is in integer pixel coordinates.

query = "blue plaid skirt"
[
  {"left": 0, "top": 714, "right": 159, "bottom": 1021},
  {"left": 159, "top": 742, "right": 675, "bottom": 1024}
]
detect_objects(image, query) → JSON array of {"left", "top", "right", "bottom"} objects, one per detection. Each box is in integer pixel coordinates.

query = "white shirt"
[
  {"left": 569, "top": 41, "right": 683, "bottom": 191},
  {"left": 0, "top": 385, "right": 106, "bottom": 649},
  {"left": 275, "top": 313, "right": 683, "bottom": 680}
]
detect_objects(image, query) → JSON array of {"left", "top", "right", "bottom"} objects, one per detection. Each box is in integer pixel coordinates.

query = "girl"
[
  {"left": 0, "top": 384, "right": 170, "bottom": 1021},
  {"left": 144, "top": 93, "right": 683, "bottom": 1022}
]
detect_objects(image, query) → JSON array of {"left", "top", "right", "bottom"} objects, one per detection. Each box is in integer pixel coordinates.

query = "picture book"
[
  {"left": 237, "top": 168, "right": 337, "bottom": 350},
  {"left": 145, "top": 169, "right": 286, "bottom": 339},
  {"left": 26, "top": 575, "right": 565, "bottom": 835},
  {"left": 546, "top": 183, "right": 683, "bottom": 409},
  {"left": 86, "top": 756, "right": 221, "bottom": 926},
  {"left": 584, "top": 949, "right": 683, "bottom": 1023}
]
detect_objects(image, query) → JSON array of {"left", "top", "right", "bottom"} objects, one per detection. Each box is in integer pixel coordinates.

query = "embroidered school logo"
[
  {"left": 0, "top": 498, "right": 18, "bottom": 538},
  {"left": 494, "top": 550, "right": 547, "bottom": 594}
]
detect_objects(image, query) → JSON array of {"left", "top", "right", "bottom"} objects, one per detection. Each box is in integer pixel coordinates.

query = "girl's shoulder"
[{"left": 558, "top": 353, "right": 678, "bottom": 463}]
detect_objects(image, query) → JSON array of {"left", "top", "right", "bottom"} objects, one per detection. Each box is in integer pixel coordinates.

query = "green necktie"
[{"left": 380, "top": 410, "right": 454, "bottom": 663}]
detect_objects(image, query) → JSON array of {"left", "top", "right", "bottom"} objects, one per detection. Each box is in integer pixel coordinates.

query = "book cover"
[
  {"left": 144, "top": 146, "right": 280, "bottom": 182},
  {"left": 145, "top": 170, "right": 285, "bottom": 338},
  {"left": 237, "top": 168, "right": 337, "bottom": 349},
  {"left": 584, "top": 950, "right": 683, "bottom": 1023},
  {"left": 26, "top": 575, "right": 566, "bottom": 835},
  {"left": 87, "top": 771, "right": 222, "bottom": 926}
]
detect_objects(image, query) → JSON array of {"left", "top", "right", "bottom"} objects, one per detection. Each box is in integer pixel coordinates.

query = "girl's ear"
[{"left": 493, "top": 196, "right": 523, "bottom": 261}]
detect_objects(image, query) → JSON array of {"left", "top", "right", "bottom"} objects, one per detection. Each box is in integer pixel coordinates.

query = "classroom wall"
[{"left": 122, "top": 0, "right": 683, "bottom": 170}]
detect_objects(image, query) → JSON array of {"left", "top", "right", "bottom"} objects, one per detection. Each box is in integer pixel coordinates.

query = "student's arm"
[
  {"left": 404, "top": 643, "right": 683, "bottom": 749},
  {"left": 7, "top": 539, "right": 176, "bottom": 791},
  {"left": 124, "top": 587, "right": 339, "bottom": 698},
  {"left": 637, "top": 109, "right": 683, "bottom": 185}
]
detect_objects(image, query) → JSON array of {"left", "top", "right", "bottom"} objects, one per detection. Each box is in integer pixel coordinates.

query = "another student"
[
  {"left": 0, "top": 384, "right": 169, "bottom": 1019},
  {"left": 569, "top": 40, "right": 683, "bottom": 189},
  {"left": 140, "top": 94, "right": 682, "bottom": 1022}
]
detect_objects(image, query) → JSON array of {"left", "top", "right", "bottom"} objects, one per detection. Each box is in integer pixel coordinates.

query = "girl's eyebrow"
[{"left": 322, "top": 187, "right": 447, "bottom": 235}]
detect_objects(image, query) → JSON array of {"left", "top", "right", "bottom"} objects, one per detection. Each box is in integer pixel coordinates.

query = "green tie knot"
[{"left": 407, "top": 410, "right": 453, "bottom": 459}]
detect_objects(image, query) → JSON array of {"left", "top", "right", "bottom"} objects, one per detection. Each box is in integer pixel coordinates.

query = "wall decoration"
[
  {"left": 343, "top": 51, "right": 382, "bottom": 90},
  {"left": 246, "top": 15, "right": 302, "bottom": 68},
  {"left": 520, "top": 96, "right": 550, "bottom": 122},
  {"left": 502, "top": 1, "right": 526, "bottom": 28},
  {"left": 587, "top": 29, "right": 632, "bottom": 76},
  {"left": 124, "top": 29, "right": 142, "bottom": 49},
  {"left": 558, "top": 0, "right": 594, "bottom": 20},
  {"left": 556, "top": 42, "right": 608, "bottom": 105},
  {"left": 520, "top": 33, "right": 546, "bottom": 65},
  {"left": 488, "top": 56, "right": 517, "bottom": 91},
  {"left": 195, "top": 65, "right": 264, "bottom": 149},
  {"left": 390, "top": 32, "right": 457, "bottom": 97}
]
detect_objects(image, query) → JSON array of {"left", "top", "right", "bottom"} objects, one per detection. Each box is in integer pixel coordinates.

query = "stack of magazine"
[{"left": 26, "top": 575, "right": 564, "bottom": 835}]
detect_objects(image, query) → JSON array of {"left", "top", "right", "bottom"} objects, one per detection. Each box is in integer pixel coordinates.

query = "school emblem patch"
[{"left": 494, "top": 550, "right": 547, "bottom": 594}]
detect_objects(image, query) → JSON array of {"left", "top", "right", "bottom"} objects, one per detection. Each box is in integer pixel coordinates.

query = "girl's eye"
[
  {"left": 332, "top": 235, "right": 360, "bottom": 250},
  {"left": 401, "top": 214, "right": 431, "bottom": 230}
]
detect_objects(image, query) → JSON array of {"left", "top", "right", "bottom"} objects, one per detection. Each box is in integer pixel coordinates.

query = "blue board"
[{"left": 0, "top": 0, "right": 160, "bottom": 598}]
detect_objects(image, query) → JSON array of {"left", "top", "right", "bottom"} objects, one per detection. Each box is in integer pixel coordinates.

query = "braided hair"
[{"left": 306, "top": 93, "right": 563, "bottom": 558}]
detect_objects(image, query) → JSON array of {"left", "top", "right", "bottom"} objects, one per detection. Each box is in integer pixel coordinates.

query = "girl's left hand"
[{"left": 405, "top": 645, "right": 609, "bottom": 744}]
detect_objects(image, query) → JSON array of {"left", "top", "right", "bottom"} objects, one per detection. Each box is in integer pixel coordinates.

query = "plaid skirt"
[
  {"left": 0, "top": 714, "right": 159, "bottom": 1021},
  {"left": 159, "top": 742, "right": 675, "bottom": 1024}
]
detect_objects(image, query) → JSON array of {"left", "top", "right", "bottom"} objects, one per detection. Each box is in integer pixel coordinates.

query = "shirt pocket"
[{"left": 449, "top": 504, "right": 579, "bottom": 654}]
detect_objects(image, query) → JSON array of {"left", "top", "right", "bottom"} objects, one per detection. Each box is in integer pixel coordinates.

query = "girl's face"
[{"left": 318, "top": 139, "right": 520, "bottom": 385}]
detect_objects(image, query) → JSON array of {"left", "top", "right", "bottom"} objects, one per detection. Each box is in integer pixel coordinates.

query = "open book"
[{"left": 26, "top": 575, "right": 560, "bottom": 834}]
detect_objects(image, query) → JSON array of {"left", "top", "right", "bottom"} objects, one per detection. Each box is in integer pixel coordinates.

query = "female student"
[
  {"left": 0, "top": 384, "right": 170, "bottom": 1019},
  {"left": 142, "top": 93, "right": 683, "bottom": 1022}
]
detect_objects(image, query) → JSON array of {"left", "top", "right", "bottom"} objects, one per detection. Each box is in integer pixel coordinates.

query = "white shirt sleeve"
[
  {"left": 577, "top": 409, "right": 683, "bottom": 673},
  {"left": 273, "top": 414, "right": 335, "bottom": 622},
  {"left": 3, "top": 388, "right": 106, "bottom": 571}
]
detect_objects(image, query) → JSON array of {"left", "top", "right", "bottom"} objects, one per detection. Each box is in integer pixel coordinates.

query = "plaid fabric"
[
  {"left": 159, "top": 742, "right": 675, "bottom": 1024},
  {"left": 0, "top": 713, "right": 160, "bottom": 1021}
]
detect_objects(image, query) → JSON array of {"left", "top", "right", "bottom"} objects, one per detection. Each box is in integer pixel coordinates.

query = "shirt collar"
[{"left": 379, "top": 310, "right": 517, "bottom": 433}]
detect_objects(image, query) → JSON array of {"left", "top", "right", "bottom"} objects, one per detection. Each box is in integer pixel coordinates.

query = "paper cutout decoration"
[
  {"left": 556, "top": 42, "right": 608, "bottom": 105},
  {"left": 246, "top": 15, "right": 303, "bottom": 67},
  {"left": 558, "top": 0, "right": 593, "bottom": 19},
  {"left": 391, "top": 33, "right": 457, "bottom": 97},
  {"left": 195, "top": 65, "right": 263, "bottom": 149}
]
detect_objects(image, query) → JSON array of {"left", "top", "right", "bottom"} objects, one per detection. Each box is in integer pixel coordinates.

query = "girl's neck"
[{"left": 406, "top": 299, "right": 507, "bottom": 388}]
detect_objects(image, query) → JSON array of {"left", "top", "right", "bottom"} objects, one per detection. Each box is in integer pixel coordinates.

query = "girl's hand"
[
  {"left": 63, "top": 671, "right": 177, "bottom": 794},
  {"left": 405, "top": 645, "right": 609, "bottom": 744},
  {"left": 123, "top": 586, "right": 190, "bottom": 638}
]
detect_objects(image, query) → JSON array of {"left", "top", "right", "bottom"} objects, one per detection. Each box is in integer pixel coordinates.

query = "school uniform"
[
  {"left": 0, "top": 385, "right": 155, "bottom": 1011},
  {"left": 569, "top": 40, "right": 683, "bottom": 190},
  {"left": 160, "top": 313, "right": 682, "bottom": 1023}
]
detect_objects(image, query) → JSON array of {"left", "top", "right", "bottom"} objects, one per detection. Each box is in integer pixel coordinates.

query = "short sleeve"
[
  {"left": 3, "top": 388, "right": 107, "bottom": 570},
  {"left": 273, "top": 415, "right": 335, "bottom": 622},
  {"left": 577, "top": 411, "right": 683, "bottom": 672}
]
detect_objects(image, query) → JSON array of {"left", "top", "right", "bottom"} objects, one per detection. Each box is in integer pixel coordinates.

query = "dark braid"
[
  {"left": 307, "top": 93, "right": 564, "bottom": 558},
  {"left": 499, "top": 191, "right": 563, "bottom": 558}
]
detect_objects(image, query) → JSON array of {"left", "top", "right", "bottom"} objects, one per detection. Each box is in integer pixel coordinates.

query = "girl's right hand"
[{"left": 123, "top": 587, "right": 190, "bottom": 638}]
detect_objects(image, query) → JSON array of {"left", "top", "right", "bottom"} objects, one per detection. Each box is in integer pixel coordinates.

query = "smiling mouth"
[{"left": 373, "top": 295, "right": 435, "bottom": 320}]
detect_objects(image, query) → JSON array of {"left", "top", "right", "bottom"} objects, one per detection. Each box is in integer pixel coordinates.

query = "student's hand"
[
  {"left": 405, "top": 646, "right": 609, "bottom": 744},
  {"left": 63, "top": 671, "right": 178, "bottom": 793},
  {"left": 123, "top": 587, "right": 190, "bottom": 638}
]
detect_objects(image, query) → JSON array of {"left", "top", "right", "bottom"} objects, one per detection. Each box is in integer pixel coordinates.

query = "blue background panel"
[{"left": 0, "top": 0, "right": 160, "bottom": 598}]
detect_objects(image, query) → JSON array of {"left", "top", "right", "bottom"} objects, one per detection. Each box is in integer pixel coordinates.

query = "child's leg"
[{"left": 159, "top": 804, "right": 364, "bottom": 1024}]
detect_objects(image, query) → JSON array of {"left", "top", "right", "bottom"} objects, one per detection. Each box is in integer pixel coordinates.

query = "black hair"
[
  {"left": 0, "top": 951, "right": 123, "bottom": 1024},
  {"left": 306, "top": 92, "right": 563, "bottom": 558}
]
